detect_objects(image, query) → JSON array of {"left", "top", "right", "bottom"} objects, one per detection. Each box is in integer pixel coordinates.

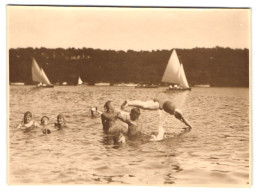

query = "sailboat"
[
  {"left": 32, "top": 58, "right": 54, "bottom": 88},
  {"left": 161, "top": 50, "right": 191, "bottom": 90},
  {"left": 77, "top": 76, "right": 83, "bottom": 85}
]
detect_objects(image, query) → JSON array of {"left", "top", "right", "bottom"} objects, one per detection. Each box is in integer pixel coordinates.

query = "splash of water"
[{"left": 150, "top": 109, "right": 167, "bottom": 141}]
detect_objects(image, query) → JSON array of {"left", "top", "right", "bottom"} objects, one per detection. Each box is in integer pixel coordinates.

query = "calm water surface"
[{"left": 8, "top": 86, "right": 250, "bottom": 186}]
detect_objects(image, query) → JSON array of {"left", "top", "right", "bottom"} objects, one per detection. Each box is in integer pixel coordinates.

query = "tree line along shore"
[{"left": 9, "top": 47, "right": 249, "bottom": 87}]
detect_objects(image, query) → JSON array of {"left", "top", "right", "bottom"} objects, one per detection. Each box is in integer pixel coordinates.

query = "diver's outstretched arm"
[{"left": 179, "top": 115, "right": 192, "bottom": 129}]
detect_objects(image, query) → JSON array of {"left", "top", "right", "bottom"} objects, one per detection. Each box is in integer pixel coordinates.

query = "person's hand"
[
  {"left": 183, "top": 126, "right": 191, "bottom": 132},
  {"left": 121, "top": 100, "right": 128, "bottom": 110}
]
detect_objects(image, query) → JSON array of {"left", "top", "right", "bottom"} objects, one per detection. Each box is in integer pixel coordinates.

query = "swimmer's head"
[
  {"left": 57, "top": 113, "right": 65, "bottom": 124},
  {"left": 104, "top": 101, "right": 114, "bottom": 112},
  {"left": 24, "top": 111, "right": 32, "bottom": 124},
  {"left": 163, "top": 101, "right": 176, "bottom": 115},
  {"left": 130, "top": 108, "right": 141, "bottom": 121},
  {"left": 41, "top": 116, "right": 49, "bottom": 125}
]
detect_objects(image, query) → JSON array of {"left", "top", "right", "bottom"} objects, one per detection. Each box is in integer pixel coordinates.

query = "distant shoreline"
[{"left": 9, "top": 47, "right": 249, "bottom": 87}]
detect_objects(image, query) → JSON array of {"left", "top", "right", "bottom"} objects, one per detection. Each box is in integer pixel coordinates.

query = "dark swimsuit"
[{"left": 153, "top": 99, "right": 176, "bottom": 113}]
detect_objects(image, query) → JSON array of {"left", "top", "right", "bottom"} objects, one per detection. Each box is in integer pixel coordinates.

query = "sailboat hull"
[
  {"left": 43, "top": 85, "right": 54, "bottom": 88},
  {"left": 135, "top": 85, "right": 159, "bottom": 88},
  {"left": 36, "top": 85, "right": 54, "bottom": 88},
  {"left": 166, "top": 87, "right": 191, "bottom": 91}
]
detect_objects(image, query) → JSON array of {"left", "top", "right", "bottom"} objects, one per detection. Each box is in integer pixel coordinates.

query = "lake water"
[{"left": 8, "top": 86, "right": 250, "bottom": 186}]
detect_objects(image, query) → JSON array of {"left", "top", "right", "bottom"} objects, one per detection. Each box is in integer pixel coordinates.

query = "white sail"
[
  {"left": 40, "top": 68, "right": 51, "bottom": 85},
  {"left": 161, "top": 50, "right": 181, "bottom": 84},
  {"left": 179, "top": 63, "right": 190, "bottom": 88},
  {"left": 32, "top": 58, "right": 52, "bottom": 86},
  {"left": 161, "top": 50, "right": 190, "bottom": 89},
  {"left": 78, "top": 76, "right": 83, "bottom": 85}
]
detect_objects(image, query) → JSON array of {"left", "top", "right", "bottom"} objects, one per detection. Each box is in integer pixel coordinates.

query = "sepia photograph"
[{"left": 7, "top": 5, "right": 251, "bottom": 187}]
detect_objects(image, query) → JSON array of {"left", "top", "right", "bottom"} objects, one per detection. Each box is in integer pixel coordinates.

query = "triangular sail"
[
  {"left": 161, "top": 49, "right": 190, "bottom": 89},
  {"left": 32, "top": 58, "right": 51, "bottom": 85},
  {"left": 161, "top": 50, "right": 181, "bottom": 84},
  {"left": 179, "top": 63, "right": 189, "bottom": 88},
  {"left": 40, "top": 68, "right": 51, "bottom": 85},
  {"left": 78, "top": 77, "right": 83, "bottom": 85}
]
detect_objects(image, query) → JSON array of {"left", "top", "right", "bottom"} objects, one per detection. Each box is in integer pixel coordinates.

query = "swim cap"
[{"left": 163, "top": 101, "right": 176, "bottom": 114}]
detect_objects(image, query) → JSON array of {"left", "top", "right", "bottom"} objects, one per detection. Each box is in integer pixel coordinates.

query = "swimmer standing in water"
[
  {"left": 116, "top": 107, "right": 142, "bottom": 140},
  {"left": 101, "top": 101, "right": 127, "bottom": 134},
  {"left": 111, "top": 107, "right": 142, "bottom": 144}
]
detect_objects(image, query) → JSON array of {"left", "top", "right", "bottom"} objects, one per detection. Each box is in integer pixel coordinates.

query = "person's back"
[
  {"left": 101, "top": 101, "right": 128, "bottom": 134},
  {"left": 101, "top": 111, "right": 118, "bottom": 132}
]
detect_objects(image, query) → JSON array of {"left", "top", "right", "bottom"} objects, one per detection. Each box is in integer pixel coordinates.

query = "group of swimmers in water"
[
  {"left": 17, "top": 112, "right": 67, "bottom": 134},
  {"left": 92, "top": 99, "right": 192, "bottom": 144},
  {"left": 17, "top": 98, "right": 192, "bottom": 144}
]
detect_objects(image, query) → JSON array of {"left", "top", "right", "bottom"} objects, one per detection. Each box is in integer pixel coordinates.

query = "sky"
[{"left": 7, "top": 6, "right": 250, "bottom": 51}]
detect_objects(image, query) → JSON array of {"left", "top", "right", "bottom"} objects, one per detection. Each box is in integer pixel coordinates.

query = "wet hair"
[
  {"left": 24, "top": 111, "right": 32, "bottom": 118},
  {"left": 163, "top": 101, "right": 176, "bottom": 115},
  {"left": 41, "top": 116, "right": 49, "bottom": 124},
  {"left": 104, "top": 101, "right": 113, "bottom": 111},
  {"left": 130, "top": 107, "right": 141, "bottom": 118}
]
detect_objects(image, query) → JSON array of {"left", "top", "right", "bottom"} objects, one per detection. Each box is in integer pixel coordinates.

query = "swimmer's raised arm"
[
  {"left": 118, "top": 110, "right": 128, "bottom": 116},
  {"left": 116, "top": 113, "right": 134, "bottom": 126},
  {"left": 116, "top": 112, "right": 126, "bottom": 122},
  {"left": 97, "top": 110, "right": 102, "bottom": 115}
]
